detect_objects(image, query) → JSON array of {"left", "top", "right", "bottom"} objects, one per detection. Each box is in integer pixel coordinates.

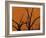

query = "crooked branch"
[{"left": 30, "top": 16, "right": 40, "bottom": 27}]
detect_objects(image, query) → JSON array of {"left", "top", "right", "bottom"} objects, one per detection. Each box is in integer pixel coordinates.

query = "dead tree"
[
  {"left": 25, "top": 8, "right": 33, "bottom": 30},
  {"left": 12, "top": 15, "right": 26, "bottom": 31},
  {"left": 12, "top": 8, "right": 40, "bottom": 31}
]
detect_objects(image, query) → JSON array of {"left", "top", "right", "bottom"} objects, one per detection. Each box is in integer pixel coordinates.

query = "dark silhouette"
[{"left": 12, "top": 8, "right": 40, "bottom": 31}]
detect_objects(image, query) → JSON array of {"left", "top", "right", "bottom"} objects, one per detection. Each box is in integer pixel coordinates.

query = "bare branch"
[
  {"left": 17, "top": 15, "right": 24, "bottom": 31},
  {"left": 30, "top": 16, "right": 40, "bottom": 27},
  {"left": 25, "top": 8, "right": 34, "bottom": 30},
  {"left": 12, "top": 19, "right": 19, "bottom": 25},
  {"left": 12, "top": 25, "right": 18, "bottom": 30},
  {"left": 25, "top": 8, "right": 29, "bottom": 19},
  {"left": 25, "top": 8, "right": 34, "bottom": 18},
  {"left": 19, "top": 15, "right": 23, "bottom": 25}
]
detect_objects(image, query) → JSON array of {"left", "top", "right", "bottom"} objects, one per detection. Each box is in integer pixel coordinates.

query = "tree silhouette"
[{"left": 12, "top": 8, "right": 40, "bottom": 31}]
